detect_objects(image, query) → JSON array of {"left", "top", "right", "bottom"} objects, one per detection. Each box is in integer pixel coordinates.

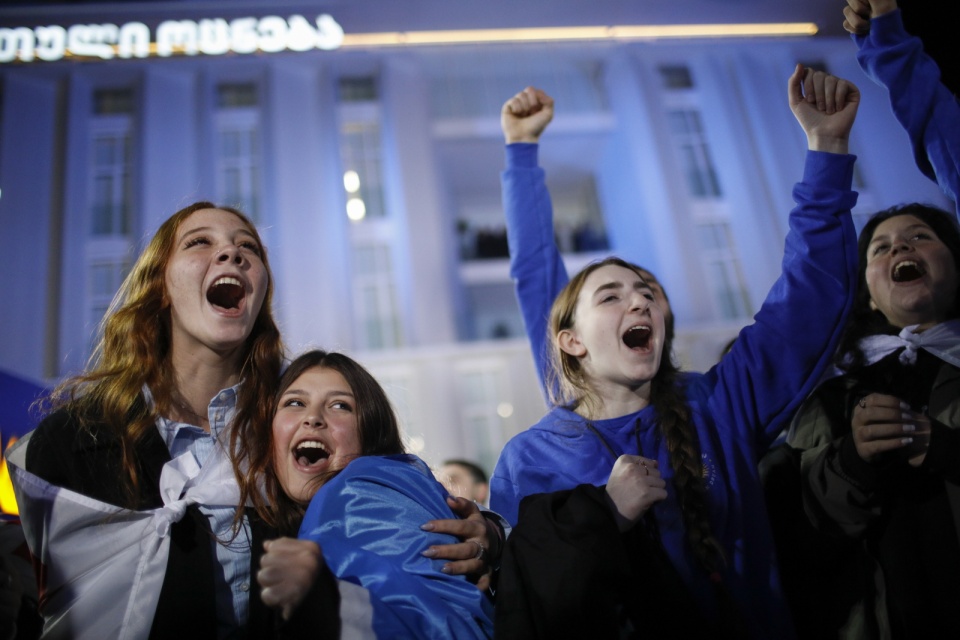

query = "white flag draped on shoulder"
[{"left": 6, "top": 430, "right": 241, "bottom": 640}]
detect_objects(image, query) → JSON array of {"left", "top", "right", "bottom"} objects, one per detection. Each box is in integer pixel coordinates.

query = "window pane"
[
  {"left": 339, "top": 76, "right": 378, "bottom": 102},
  {"left": 93, "top": 138, "right": 116, "bottom": 166},
  {"left": 658, "top": 65, "right": 694, "bottom": 90},
  {"left": 217, "top": 83, "right": 258, "bottom": 109},
  {"left": 93, "top": 88, "right": 134, "bottom": 115}
]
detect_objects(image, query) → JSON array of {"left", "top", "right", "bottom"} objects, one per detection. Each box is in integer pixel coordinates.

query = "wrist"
[
  {"left": 871, "top": 1, "right": 897, "bottom": 18},
  {"left": 479, "top": 511, "right": 504, "bottom": 563},
  {"left": 807, "top": 135, "right": 849, "bottom": 155},
  {"left": 602, "top": 490, "right": 636, "bottom": 532},
  {"left": 505, "top": 134, "right": 540, "bottom": 144}
]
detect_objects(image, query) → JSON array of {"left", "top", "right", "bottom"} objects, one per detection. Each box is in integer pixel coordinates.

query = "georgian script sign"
[{"left": 0, "top": 14, "right": 344, "bottom": 63}]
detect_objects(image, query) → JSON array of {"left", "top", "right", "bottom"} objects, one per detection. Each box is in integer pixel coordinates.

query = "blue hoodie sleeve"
[
  {"left": 701, "top": 151, "right": 859, "bottom": 454},
  {"left": 501, "top": 143, "right": 570, "bottom": 398},
  {"left": 855, "top": 9, "right": 960, "bottom": 209}
]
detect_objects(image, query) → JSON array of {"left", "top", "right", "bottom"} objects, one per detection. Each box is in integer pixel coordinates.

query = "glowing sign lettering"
[{"left": 0, "top": 14, "right": 344, "bottom": 63}]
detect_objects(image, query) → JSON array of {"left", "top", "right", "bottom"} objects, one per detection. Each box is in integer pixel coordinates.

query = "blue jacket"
[
  {"left": 855, "top": 9, "right": 960, "bottom": 210},
  {"left": 491, "top": 145, "right": 858, "bottom": 638},
  {"left": 299, "top": 454, "right": 494, "bottom": 640}
]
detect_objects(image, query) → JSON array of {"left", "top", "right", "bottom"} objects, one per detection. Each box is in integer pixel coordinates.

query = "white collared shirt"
[{"left": 154, "top": 384, "right": 251, "bottom": 639}]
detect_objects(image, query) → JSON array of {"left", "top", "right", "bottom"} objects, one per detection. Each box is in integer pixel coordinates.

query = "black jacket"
[{"left": 26, "top": 404, "right": 340, "bottom": 639}]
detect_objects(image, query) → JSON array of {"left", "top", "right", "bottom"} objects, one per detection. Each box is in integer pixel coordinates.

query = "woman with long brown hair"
[{"left": 9, "top": 202, "right": 293, "bottom": 638}]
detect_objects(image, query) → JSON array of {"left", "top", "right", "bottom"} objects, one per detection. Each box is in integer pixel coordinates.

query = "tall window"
[
  {"left": 666, "top": 109, "right": 722, "bottom": 199},
  {"left": 86, "top": 88, "right": 136, "bottom": 342},
  {"left": 341, "top": 121, "right": 386, "bottom": 220},
  {"left": 658, "top": 64, "right": 751, "bottom": 320},
  {"left": 454, "top": 364, "right": 506, "bottom": 473},
  {"left": 86, "top": 256, "right": 130, "bottom": 350},
  {"left": 338, "top": 76, "right": 403, "bottom": 350},
  {"left": 374, "top": 367, "right": 423, "bottom": 454},
  {"left": 90, "top": 89, "right": 133, "bottom": 237},
  {"left": 215, "top": 82, "right": 260, "bottom": 219},
  {"left": 339, "top": 77, "right": 386, "bottom": 222},
  {"left": 352, "top": 243, "right": 403, "bottom": 350},
  {"left": 696, "top": 221, "right": 752, "bottom": 319}
]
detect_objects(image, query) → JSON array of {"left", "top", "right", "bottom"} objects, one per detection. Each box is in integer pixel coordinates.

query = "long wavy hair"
[
  {"left": 837, "top": 203, "right": 960, "bottom": 371},
  {"left": 547, "top": 257, "right": 726, "bottom": 576},
  {"left": 246, "top": 350, "right": 406, "bottom": 533},
  {"left": 45, "top": 202, "right": 284, "bottom": 510}
]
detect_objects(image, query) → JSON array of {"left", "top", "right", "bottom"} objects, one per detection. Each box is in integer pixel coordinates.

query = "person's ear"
[
  {"left": 869, "top": 298, "right": 878, "bottom": 312},
  {"left": 558, "top": 329, "right": 587, "bottom": 357},
  {"left": 476, "top": 483, "right": 489, "bottom": 505}
]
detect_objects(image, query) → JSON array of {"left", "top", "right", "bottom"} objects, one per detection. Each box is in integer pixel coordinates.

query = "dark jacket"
[{"left": 25, "top": 404, "right": 340, "bottom": 639}]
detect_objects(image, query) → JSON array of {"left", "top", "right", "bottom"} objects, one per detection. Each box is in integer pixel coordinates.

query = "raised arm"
[
  {"left": 843, "top": 0, "right": 960, "bottom": 208},
  {"left": 500, "top": 87, "right": 568, "bottom": 396},
  {"left": 704, "top": 66, "right": 859, "bottom": 451},
  {"left": 790, "top": 64, "right": 860, "bottom": 154}
]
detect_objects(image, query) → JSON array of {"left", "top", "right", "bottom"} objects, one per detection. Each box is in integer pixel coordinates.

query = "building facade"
[{"left": 0, "top": 3, "right": 949, "bottom": 474}]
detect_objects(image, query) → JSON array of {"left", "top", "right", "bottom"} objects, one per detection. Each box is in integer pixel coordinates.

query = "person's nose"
[
  {"left": 891, "top": 239, "right": 914, "bottom": 255},
  {"left": 304, "top": 414, "right": 324, "bottom": 428},
  {"left": 217, "top": 246, "right": 243, "bottom": 265},
  {"left": 630, "top": 291, "right": 649, "bottom": 312}
]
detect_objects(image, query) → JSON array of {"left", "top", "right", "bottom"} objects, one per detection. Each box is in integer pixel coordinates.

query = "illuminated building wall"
[{"left": 0, "top": 4, "right": 949, "bottom": 515}]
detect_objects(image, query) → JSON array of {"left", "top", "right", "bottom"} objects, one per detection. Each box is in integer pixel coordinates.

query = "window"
[
  {"left": 339, "top": 76, "right": 378, "bottom": 103},
  {"left": 352, "top": 243, "right": 403, "bottom": 350},
  {"left": 666, "top": 109, "right": 722, "bottom": 199},
  {"left": 217, "top": 82, "right": 258, "bottom": 108},
  {"left": 93, "top": 88, "right": 134, "bottom": 116},
  {"left": 340, "top": 120, "right": 386, "bottom": 221},
  {"left": 454, "top": 364, "right": 506, "bottom": 473},
  {"left": 429, "top": 55, "right": 607, "bottom": 119},
  {"left": 86, "top": 256, "right": 130, "bottom": 347},
  {"left": 658, "top": 64, "right": 694, "bottom": 90},
  {"left": 86, "top": 87, "right": 137, "bottom": 354},
  {"left": 337, "top": 77, "right": 404, "bottom": 350},
  {"left": 90, "top": 89, "right": 134, "bottom": 237},
  {"left": 374, "top": 368, "right": 422, "bottom": 453},
  {"left": 90, "top": 131, "right": 132, "bottom": 236},
  {"left": 658, "top": 64, "right": 750, "bottom": 319},
  {"left": 696, "top": 221, "right": 752, "bottom": 320},
  {"left": 215, "top": 82, "right": 260, "bottom": 219}
]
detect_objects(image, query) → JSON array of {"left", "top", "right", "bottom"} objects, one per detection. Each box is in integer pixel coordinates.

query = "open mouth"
[
  {"left": 294, "top": 440, "right": 330, "bottom": 468},
  {"left": 206, "top": 276, "right": 246, "bottom": 310},
  {"left": 622, "top": 325, "right": 652, "bottom": 350},
  {"left": 891, "top": 261, "right": 925, "bottom": 283}
]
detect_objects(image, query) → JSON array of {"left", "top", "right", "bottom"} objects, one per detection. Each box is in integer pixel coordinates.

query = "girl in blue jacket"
[{"left": 254, "top": 350, "right": 495, "bottom": 639}]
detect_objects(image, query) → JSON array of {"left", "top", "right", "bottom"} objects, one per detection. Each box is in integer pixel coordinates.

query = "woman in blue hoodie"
[{"left": 491, "top": 66, "right": 860, "bottom": 638}]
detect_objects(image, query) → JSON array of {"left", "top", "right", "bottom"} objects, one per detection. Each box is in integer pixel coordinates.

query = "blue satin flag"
[{"left": 299, "top": 454, "right": 494, "bottom": 639}]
